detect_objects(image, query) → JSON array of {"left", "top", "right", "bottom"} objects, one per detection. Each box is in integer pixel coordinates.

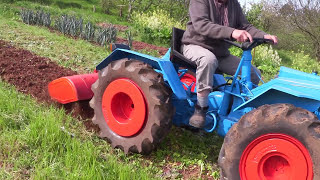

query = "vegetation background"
[{"left": 0, "top": 0, "right": 319, "bottom": 179}]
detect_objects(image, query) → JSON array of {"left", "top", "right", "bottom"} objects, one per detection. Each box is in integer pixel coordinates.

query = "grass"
[
  {"left": 0, "top": 1, "right": 171, "bottom": 48},
  {"left": 0, "top": 11, "right": 161, "bottom": 73},
  {"left": 0, "top": 80, "right": 153, "bottom": 179},
  {"left": 2, "top": 0, "right": 129, "bottom": 25},
  {"left": 0, "top": 14, "right": 108, "bottom": 73}
]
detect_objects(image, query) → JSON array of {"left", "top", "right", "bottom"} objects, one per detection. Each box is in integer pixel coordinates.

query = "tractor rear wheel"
[
  {"left": 218, "top": 104, "right": 320, "bottom": 180},
  {"left": 90, "top": 59, "right": 174, "bottom": 154}
]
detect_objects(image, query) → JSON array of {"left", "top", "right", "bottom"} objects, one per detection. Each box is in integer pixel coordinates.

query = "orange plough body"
[{"left": 48, "top": 73, "right": 98, "bottom": 104}]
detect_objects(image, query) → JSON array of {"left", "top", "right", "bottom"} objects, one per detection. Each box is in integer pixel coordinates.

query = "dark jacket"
[{"left": 182, "top": 0, "right": 267, "bottom": 57}]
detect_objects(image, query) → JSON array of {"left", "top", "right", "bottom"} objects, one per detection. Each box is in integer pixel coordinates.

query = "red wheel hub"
[
  {"left": 240, "top": 134, "right": 313, "bottom": 180},
  {"left": 180, "top": 73, "right": 196, "bottom": 92},
  {"left": 102, "top": 78, "right": 147, "bottom": 137}
]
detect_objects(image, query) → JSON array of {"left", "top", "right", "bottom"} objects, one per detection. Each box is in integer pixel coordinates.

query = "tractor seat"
[{"left": 170, "top": 27, "right": 197, "bottom": 70}]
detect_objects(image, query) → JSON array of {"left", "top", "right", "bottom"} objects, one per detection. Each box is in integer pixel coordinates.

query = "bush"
[
  {"left": 279, "top": 50, "right": 320, "bottom": 73},
  {"left": 125, "top": 30, "right": 133, "bottom": 47},
  {"left": 253, "top": 45, "right": 282, "bottom": 80},
  {"left": 96, "top": 26, "right": 117, "bottom": 46},
  {"left": 25, "top": 0, "right": 53, "bottom": 5},
  {"left": 55, "top": 15, "right": 83, "bottom": 37},
  {"left": 83, "top": 22, "right": 95, "bottom": 41},
  {"left": 244, "top": 3, "right": 264, "bottom": 30},
  {"left": 55, "top": 1, "right": 82, "bottom": 9},
  {"left": 101, "top": 0, "right": 113, "bottom": 14},
  {"left": 230, "top": 45, "right": 282, "bottom": 81},
  {"left": 20, "top": 9, "right": 51, "bottom": 27},
  {"left": 132, "top": 9, "right": 184, "bottom": 45}
]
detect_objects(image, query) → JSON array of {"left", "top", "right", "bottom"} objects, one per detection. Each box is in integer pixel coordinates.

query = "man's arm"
[{"left": 189, "top": 0, "right": 235, "bottom": 39}]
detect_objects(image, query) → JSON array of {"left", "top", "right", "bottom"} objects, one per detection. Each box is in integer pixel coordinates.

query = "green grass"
[
  {"left": 1, "top": 0, "right": 129, "bottom": 25},
  {"left": 0, "top": 13, "right": 161, "bottom": 73},
  {"left": 0, "top": 1, "right": 172, "bottom": 48},
  {"left": 0, "top": 80, "right": 223, "bottom": 179},
  {"left": 0, "top": 77, "right": 223, "bottom": 179},
  {"left": 0, "top": 80, "right": 153, "bottom": 179},
  {"left": 0, "top": 14, "right": 108, "bottom": 73}
]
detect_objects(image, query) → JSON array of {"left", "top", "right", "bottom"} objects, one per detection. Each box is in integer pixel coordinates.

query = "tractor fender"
[
  {"left": 96, "top": 48, "right": 187, "bottom": 99},
  {"left": 235, "top": 67, "right": 320, "bottom": 112}
]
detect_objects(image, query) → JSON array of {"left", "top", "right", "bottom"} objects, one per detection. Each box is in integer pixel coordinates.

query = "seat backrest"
[
  {"left": 172, "top": 27, "right": 185, "bottom": 53},
  {"left": 171, "top": 27, "right": 197, "bottom": 70}
]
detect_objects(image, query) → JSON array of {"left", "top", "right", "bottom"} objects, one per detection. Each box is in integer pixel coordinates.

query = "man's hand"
[
  {"left": 232, "top": 29, "right": 253, "bottom": 43},
  {"left": 264, "top": 34, "right": 278, "bottom": 44}
]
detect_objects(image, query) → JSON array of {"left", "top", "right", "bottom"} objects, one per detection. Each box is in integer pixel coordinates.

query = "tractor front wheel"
[
  {"left": 218, "top": 104, "right": 320, "bottom": 180},
  {"left": 90, "top": 59, "right": 174, "bottom": 154}
]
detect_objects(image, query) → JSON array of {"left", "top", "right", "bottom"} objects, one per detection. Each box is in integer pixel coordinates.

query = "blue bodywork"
[{"left": 97, "top": 46, "right": 320, "bottom": 137}]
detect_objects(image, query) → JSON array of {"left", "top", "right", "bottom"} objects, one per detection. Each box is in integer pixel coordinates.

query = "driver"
[{"left": 181, "top": 0, "right": 278, "bottom": 128}]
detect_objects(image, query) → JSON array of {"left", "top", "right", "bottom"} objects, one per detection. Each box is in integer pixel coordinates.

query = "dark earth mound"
[{"left": 0, "top": 40, "right": 98, "bottom": 131}]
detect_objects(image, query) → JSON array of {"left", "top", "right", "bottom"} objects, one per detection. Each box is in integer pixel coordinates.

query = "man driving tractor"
[{"left": 181, "top": 0, "right": 278, "bottom": 128}]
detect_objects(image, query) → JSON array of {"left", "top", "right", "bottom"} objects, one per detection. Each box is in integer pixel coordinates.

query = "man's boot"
[{"left": 189, "top": 105, "right": 208, "bottom": 128}]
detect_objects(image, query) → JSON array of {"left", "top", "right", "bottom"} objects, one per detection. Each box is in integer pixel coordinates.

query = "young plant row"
[{"left": 20, "top": 9, "right": 117, "bottom": 47}]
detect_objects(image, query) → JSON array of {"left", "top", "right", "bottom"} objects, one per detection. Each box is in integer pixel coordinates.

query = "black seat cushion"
[{"left": 170, "top": 27, "right": 197, "bottom": 70}]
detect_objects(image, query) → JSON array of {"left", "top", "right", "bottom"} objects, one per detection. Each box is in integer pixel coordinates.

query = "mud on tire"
[
  {"left": 218, "top": 104, "right": 320, "bottom": 180},
  {"left": 90, "top": 59, "right": 174, "bottom": 154}
]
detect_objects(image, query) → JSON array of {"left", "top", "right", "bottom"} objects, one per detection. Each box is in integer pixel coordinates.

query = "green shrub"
[
  {"left": 25, "top": 0, "right": 53, "bottom": 5},
  {"left": 83, "top": 21, "right": 95, "bottom": 41},
  {"left": 101, "top": 0, "right": 113, "bottom": 14},
  {"left": 55, "top": 1, "right": 82, "bottom": 9},
  {"left": 230, "top": 45, "right": 282, "bottom": 81},
  {"left": 2, "top": 0, "right": 16, "bottom": 3},
  {"left": 244, "top": 3, "right": 264, "bottom": 30},
  {"left": 55, "top": 15, "right": 83, "bottom": 37},
  {"left": 96, "top": 26, "right": 117, "bottom": 46},
  {"left": 126, "top": 30, "right": 133, "bottom": 47},
  {"left": 253, "top": 45, "right": 282, "bottom": 81},
  {"left": 132, "top": 9, "right": 184, "bottom": 45},
  {"left": 20, "top": 9, "right": 51, "bottom": 27},
  {"left": 229, "top": 46, "right": 243, "bottom": 58},
  {"left": 279, "top": 50, "right": 320, "bottom": 73}
]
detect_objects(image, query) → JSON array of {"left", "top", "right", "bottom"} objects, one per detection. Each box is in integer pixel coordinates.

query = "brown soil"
[
  {"left": 97, "top": 22, "right": 129, "bottom": 32},
  {"left": 116, "top": 37, "right": 169, "bottom": 56},
  {"left": 0, "top": 40, "right": 98, "bottom": 131}
]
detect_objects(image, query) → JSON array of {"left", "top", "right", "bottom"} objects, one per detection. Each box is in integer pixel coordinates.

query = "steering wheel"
[{"left": 224, "top": 38, "right": 274, "bottom": 50}]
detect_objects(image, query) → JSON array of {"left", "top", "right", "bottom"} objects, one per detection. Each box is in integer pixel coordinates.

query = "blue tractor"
[{"left": 48, "top": 28, "right": 320, "bottom": 179}]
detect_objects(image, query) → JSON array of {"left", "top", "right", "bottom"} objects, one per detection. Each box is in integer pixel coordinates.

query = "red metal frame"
[
  {"left": 180, "top": 73, "right": 196, "bottom": 92},
  {"left": 239, "top": 133, "right": 313, "bottom": 180},
  {"left": 102, "top": 78, "right": 147, "bottom": 137}
]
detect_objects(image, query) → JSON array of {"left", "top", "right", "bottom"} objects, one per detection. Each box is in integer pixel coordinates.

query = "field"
[{"left": 0, "top": 0, "right": 319, "bottom": 179}]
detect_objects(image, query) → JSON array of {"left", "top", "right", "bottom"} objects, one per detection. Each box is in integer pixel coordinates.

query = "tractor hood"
[
  {"left": 278, "top": 66, "right": 320, "bottom": 84},
  {"left": 274, "top": 66, "right": 320, "bottom": 101},
  {"left": 234, "top": 66, "right": 320, "bottom": 111}
]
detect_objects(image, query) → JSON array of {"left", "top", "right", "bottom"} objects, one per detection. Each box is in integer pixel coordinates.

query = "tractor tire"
[
  {"left": 218, "top": 104, "right": 320, "bottom": 180},
  {"left": 90, "top": 59, "right": 174, "bottom": 154}
]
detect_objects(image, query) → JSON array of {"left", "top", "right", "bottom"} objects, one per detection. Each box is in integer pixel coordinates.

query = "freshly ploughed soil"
[
  {"left": 0, "top": 40, "right": 97, "bottom": 131},
  {"left": 0, "top": 40, "right": 215, "bottom": 179}
]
